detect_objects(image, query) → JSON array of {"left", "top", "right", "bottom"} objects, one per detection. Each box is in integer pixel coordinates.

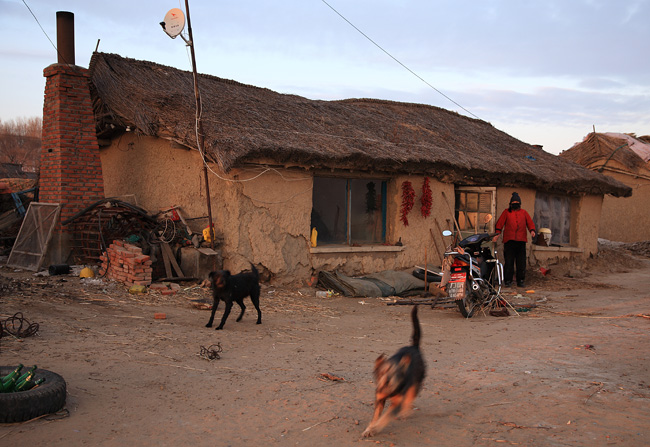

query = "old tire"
[{"left": 0, "top": 366, "right": 66, "bottom": 423}]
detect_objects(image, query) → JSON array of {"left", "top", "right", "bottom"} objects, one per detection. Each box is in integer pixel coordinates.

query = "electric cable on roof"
[{"left": 321, "top": 0, "right": 480, "bottom": 120}]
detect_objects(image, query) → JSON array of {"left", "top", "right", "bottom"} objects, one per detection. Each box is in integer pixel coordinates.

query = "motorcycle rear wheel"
[{"left": 457, "top": 280, "right": 479, "bottom": 318}]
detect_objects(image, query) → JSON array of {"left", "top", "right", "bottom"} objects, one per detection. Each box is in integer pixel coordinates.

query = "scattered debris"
[
  {"left": 1, "top": 312, "right": 39, "bottom": 339},
  {"left": 129, "top": 284, "right": 147, "bottom": 295},
  {"left": 198, "top": 343, "right": 222, "bottom": 361},
  {"left": 319, "top": 373, "right": 346, "bottom": 382}
]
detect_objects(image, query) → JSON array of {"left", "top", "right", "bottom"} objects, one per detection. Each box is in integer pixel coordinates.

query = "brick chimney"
[{"left": 40, "top": 11, "right": 105, "bottom": 263}]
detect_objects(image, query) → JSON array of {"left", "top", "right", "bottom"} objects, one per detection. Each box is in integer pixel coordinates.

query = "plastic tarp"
[{"left": 317, "top": 269, "right": 426, "bottom": 297}]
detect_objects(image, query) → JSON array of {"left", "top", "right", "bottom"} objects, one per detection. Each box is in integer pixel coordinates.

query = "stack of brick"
[{"left": 99, "top": 240, "right": 152, "bottom": 286}]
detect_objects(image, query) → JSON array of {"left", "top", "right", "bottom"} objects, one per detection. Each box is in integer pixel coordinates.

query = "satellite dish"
[{"left": 160, "top": 8, "right": 185, "bottom": 39}]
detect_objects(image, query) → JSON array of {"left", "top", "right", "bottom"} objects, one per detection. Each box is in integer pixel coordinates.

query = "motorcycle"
[{"left": 441, "top": 218, "right": 504, "bottom": 318}]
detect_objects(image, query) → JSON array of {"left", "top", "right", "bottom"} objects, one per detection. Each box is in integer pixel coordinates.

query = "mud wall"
[
  {"left": 597, "top": 165, "right": 650, "bottom": 242},
  {"left": 100, "top": 134, "right": 313, "bottom": 282},
  {"left": 100, "top": 135, "right": 606, "bottom": 283},
  {"left": 101, "top": 139, "right": 460, "bottom": 283},
  {"left": 572, "top": 194, "right": 602, "bottom": 255}
]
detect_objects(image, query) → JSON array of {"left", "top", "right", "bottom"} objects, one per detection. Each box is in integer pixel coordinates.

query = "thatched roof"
[
  {"left": 88, "top": 52, "right": 631, "bottom": 197},
  {"left": 560, "top": 132, "right": 650, "bottom": 173}
]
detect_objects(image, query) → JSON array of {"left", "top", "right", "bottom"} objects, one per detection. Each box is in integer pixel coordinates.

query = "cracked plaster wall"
[
  {"left": 100, "top": 134, "right": 313, "bottom": 282},
  {"left": 100, "top": 135, "right": 603, "bottom": 284}
]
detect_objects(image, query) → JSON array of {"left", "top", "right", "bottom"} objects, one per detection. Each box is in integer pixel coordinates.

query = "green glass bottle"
[
  {"left": 15, "top": 365, "right": 37, "bottom": 384},
  {"left": 14, "top": 372, "right": 36, "bottom": 391},
  {"left": 1, "top": 364, "right": 24, "bottom": 386},
  {"left": 15, "top": 375, "right": 38, "bottom": 392},
  {"left": 1, "top": 376, "right": 18, "bottom": 393}
]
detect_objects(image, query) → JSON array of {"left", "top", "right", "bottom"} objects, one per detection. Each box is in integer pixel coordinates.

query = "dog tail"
[
  {"left": 411, "top": 305, "right": 421, "bottom": 348},
  {"left": 250, "top": 263, "right": 259, "bottom": 280}
]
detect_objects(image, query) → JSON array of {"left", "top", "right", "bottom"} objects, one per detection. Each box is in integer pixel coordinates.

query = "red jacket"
[{"left": 495, "top": 208, "right": 535, "bottom": 243}]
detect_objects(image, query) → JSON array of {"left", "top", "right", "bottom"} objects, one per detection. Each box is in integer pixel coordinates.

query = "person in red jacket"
[{"left": 492, "top": 192, "right": 536, "bottom": 287}]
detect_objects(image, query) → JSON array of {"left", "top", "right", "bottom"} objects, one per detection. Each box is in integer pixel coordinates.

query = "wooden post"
[{"left": 184, "top": 0, "right": 216, "bottom": 268}]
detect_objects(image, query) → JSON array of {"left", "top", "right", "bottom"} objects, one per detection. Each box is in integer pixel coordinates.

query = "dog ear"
[{"left": 208, "top": 271, "right": 215, "bottom": 280}]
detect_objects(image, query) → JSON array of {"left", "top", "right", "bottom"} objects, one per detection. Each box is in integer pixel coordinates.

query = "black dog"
[
  {"left": 205, "top": 263, "right": 262, "bottom": 330},
  {"left": 363, "top": 305, "right": 426, "bottom": 437}
]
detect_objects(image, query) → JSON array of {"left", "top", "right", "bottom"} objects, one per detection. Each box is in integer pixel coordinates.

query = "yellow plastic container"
[
  {"left": 310, "top": 228, "right": 318, "bottom": 247},
  {"left": 129, "top": 285, "right": 147, "bottom": 295},
  {"left": 203, "top": 227, "right": 213, "bottom": 243}
]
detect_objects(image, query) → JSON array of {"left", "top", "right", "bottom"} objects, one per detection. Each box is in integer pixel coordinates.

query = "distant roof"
[
  {"left": 88, "top": 52, "right": 631, "bottom": 198},
  {"left": 604, "top": 133, "right": 650, "bottom": 163},
  {"left": 561, "top": 132, "right": 650, "bottom": 173}
]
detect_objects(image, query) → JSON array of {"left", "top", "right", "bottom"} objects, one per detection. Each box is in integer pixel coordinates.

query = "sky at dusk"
[{"left": 1, "top": 0, "right": 649, "bottom": 154}]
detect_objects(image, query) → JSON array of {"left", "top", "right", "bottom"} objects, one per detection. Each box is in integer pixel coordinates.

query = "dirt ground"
[{"left": 0, "top": 242, "right": 649, "bottom": 446}]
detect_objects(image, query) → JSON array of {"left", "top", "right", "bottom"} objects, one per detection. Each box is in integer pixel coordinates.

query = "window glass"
[
  {"left": 479, "top": 194, "right": 491, "bottom": 212},
  {"left": 455, "top": 188, "right": 495, "bottom": 237},
  {"left": 466, "top": 193, "right": 478, "bottom": 212},
  {"left": 534, "top": 193, "right": 571, "bottom": 245},
  {"left": 311, "top": 177, "right": 386, "bottom": 245},
  {"left": 311, "top": 177, "right": 347, "bottom": 244},
  {"left": 458, "top": 192, "right": 466, "bottom": 209},
  {"left": 350, "top": 179, "right": 384, "bottom": 243}
]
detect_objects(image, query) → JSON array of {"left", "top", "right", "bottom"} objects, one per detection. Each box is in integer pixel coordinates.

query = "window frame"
[
  {"left": 311, "top": 176, "right": 388, "bottom": 246},
  {"left": 533, "top": 192, "right": 572, "bottom": 246},
  {"left": 454, "top": 186, "right": 497, "bottom": 239}
]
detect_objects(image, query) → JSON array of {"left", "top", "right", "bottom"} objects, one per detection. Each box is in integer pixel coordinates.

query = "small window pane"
[
  {"left": 479, "top": 193, "right": 491, "bottom": 212},
  {"left": 466, "top": 193, "right": 478, "bottom": 212},
  {"left": 466, "top": 212, "right": 478, "bottom": 230},
  {"left": 350, "top": 179, "right": 383, "bottom": 243},
  {"left": 534, "top": 193, "right": 570, "bottom": 245},
  {"left": 457, "top": 192, "right": 466, "bottom": 209},
  {"left": 311, "top": 177, "right": 347, "bottom": 244}
]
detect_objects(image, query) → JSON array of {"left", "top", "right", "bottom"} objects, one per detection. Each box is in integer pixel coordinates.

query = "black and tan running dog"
[
  {"left": 205, "top": 263, "right": 262, "bottom": 330},
  {"left": 363, "top": 305, "right": 426, "bottom": 437}
]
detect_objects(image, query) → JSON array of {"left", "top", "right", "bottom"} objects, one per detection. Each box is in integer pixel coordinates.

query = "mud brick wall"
[
  {"left": 99, "top": 240, "right": 152, "bottom": 286},
  {"left": 40, "top": 63, "right": 105, "bottom": 230}
]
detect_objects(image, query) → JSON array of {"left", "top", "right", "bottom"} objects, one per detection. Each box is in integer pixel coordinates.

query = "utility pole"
[
  {"left": 184, "top": 0, "right": 215, "bottom": 251},
  {"left": 162, "top": 1, "right": 215, "bottom": 251}
]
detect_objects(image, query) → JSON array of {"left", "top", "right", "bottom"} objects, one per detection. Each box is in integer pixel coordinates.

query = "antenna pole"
[{"left": 184, "top": 0, "right": 215, "bottom": 253}]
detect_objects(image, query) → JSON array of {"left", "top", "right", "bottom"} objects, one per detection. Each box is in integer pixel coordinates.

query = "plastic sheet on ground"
[{"left": 317, "top": 269, "right": 425, "bottom": 297}]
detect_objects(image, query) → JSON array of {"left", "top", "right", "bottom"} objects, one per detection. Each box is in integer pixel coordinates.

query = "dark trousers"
[{"left": 504, "top": 240, "right": 527, "bottom": 285}]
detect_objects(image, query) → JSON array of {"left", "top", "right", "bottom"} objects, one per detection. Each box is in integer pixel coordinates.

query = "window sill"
[
  {"left": 531, "top": 244, "right": 583, "bottom": 253},
  {"left": 310, "top": 244, "right": 405, "bottom": 254}
]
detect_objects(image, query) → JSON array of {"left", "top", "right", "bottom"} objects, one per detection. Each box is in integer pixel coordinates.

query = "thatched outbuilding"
[
  {"left": 88, "top": 52, "right": 631, "bottom": 281},
  {"left": 560, "top": 132, "right": 650, "bottom": 242}
]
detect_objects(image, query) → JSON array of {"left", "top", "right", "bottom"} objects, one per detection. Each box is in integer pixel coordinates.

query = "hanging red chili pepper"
[
  {"left": 400, "top": 181, "right": 415, "bottom": 226},
  {"left": 421, "top": 177, "right": 432, "bottom": 218}
]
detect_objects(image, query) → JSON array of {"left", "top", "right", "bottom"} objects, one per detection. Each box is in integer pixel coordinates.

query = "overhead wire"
[
  {"left": 21, "top": 1, "right": 457, "bottom": 204},
  {"left": 320, "top": 0, "right": 480, "bottom": 120},
  {"left": 21, "top": 0, "right": 70, "bottom": 65},
  {"left": 177, "top": 12, "right": 312, "bottom": 205}
]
